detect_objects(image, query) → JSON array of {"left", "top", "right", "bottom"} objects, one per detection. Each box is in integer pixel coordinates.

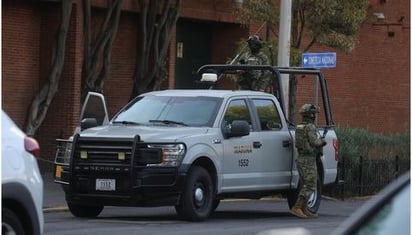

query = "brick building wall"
[
  {"left": 2, "top": 0, "right": 41, "bottom": 126},
  {"left": 323, "top": 0, "right": 410, "bottom": 133},
  {"left": 2, "top": 0, "right": 410, "bottom": 172}
]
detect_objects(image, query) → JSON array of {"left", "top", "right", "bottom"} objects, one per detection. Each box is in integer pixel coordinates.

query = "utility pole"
[{"left": 277, "top": 0, "right": 292, "bottom": 116}]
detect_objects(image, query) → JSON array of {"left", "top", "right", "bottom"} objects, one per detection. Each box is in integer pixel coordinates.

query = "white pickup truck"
[{"left": 54, "top": 65, "right": 339, "bottom": 221}]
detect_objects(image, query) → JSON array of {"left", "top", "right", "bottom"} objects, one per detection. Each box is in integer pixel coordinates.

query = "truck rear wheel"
[
  {"left": 212, "top": 198, "right": 220, "bottom": 212},
  {"left": 68, "top": 202, "right": 104, "bottom": 218},
  {"left": 287, "top": 175, "right": 322, "bottom": 213},
  {"left": 175, "top": 166, "right": 214, "bottom": 221}
]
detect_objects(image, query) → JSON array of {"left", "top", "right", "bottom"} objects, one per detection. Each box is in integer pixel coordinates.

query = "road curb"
[{"left": 43, "top": 206, "right": 68, "bottom": 213}]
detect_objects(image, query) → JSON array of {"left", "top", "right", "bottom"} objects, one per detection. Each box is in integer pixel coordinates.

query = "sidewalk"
[{"left": 42, "top": 173, "right": 68, "bottom": 212}]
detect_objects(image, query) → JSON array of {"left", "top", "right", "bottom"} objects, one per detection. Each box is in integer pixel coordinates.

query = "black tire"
[
  {"left": 306, "top": 176, "right": 322, "bottom": 213},
  {"left": 68, "top": 203, "right": 104, "bottom": 218},
  {"left": 175, "top": 166, "right": 214, "bottom": 221},
  {"left": 287, "top": 175, "right": 322, "bottom": 213},
  {"left": 286, "top": 187, "right": 299, "bottom": 209},
  {"left": 212, "top": 198, "right": 221, "bottom": 212},
  {"left": 2, "top": 208, "right": 25, "bottom": 235}
]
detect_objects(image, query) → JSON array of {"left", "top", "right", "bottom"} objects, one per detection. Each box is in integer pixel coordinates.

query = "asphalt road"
[{"left": 44, "top": 198, "right": 366, "bottom": 235}]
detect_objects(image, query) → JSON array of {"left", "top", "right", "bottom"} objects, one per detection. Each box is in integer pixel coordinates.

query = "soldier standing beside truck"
[{"left": 291, "top": 104, "right": 327, "bottom": 219}]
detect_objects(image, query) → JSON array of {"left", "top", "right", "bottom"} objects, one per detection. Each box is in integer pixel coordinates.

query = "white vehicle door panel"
[
  {"left": 221, "top": 132, "right": 265, "bottom": 192},
  {"left": 80, "top": 92, "right": 109, "bottom": 125},
  {"left": 257, "top": 131, "right": 293, "bottom": 189},
  {"left": 221, "top": 98, "right": 263, "bottom": 192},
  {"left": 251, "top": 98, "right": 293, "bottom": 190}
]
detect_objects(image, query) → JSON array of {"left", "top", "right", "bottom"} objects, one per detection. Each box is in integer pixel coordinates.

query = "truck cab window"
[
  {"left": 223, "top": 99, "right": 253, "bottom": 131},
  {"left": 252, "top": 99, "right": 282, "bottom": 131}
]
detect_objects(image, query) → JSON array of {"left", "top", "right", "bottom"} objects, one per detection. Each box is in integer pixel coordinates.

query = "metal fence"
[{"left": 324, "top": 156, "right": 410, "bottom": 199}]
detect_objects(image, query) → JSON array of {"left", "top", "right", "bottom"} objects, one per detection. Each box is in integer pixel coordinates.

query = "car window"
[
  {"left": 252, "top": 99, "right": 282, "bottom": 131},
  {"left": 354, "top": 183, "right": 410, "bottom": 235},
  {"left": 223, "top": 99, "right": 253, "bottom": 131}
]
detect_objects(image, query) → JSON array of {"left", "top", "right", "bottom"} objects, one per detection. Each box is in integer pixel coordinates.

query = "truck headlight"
[
  {"left": 147, "top": 143, "right": 186, "bottom": 167},
  {"left": 55, "top": 139, "right": 72, "bottom": 165}
]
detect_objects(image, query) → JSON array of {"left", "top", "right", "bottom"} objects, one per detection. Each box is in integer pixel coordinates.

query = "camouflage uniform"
[
  {"left": 237, "top": 35, "right": 271, "bottom": 91},
  {"left": 291, "top": 104, "right": 326, "bottom": 219}
]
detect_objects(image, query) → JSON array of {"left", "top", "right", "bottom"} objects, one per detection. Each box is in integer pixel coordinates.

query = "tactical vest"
[{"left": 295, "top": 124, "right": 315, "bottom": 155}]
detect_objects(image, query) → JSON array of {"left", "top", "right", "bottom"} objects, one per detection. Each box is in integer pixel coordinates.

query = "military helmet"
[
  {"left": 299, "top": 104, "right": 319, "bottom": 114},
  {"left": 247, "top": 35, "right": 263, "bottom": 48}
]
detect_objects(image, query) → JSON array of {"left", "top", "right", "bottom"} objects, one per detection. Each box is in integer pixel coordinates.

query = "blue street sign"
[{"left": 302, "top": 52, "right": 336, "bottom": 68}]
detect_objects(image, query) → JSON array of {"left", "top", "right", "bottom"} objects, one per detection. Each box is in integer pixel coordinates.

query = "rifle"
[
  {"left": 317, "top": 125, "right": 333, "bottom": 158},
  {"left": 227, "top": 23, "right": 266, "bottom": 65}
]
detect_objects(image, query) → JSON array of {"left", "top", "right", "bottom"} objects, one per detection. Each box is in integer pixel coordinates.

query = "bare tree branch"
[
  {"left": 24, "top": 0, "right": 73, "bottom": 136},
  {"left": 95, "top": 0, "right": 122, "bottom": 89},
  {"left": 132, "top": 0, "right": 180, "bottom": 97},
  {"left": 303, "top": 37, "right": 317, "bottom": 52},
  {"left": 295, "top": 7, "right": 305, "bottom": 48},
  {"left": 81, "top": 0, "right": 123, "bottom": 102}
]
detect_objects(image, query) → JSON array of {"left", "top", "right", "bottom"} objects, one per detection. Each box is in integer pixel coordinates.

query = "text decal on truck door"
[
  {"left": 238, "top": 159, "right": 249, "bottom": 167},
  {"left": 234, "top": 145, "right": 252, "bottom": 154}
]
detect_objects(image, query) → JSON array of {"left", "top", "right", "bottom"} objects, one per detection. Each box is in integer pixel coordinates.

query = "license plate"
[{"left": 96, "top": 179, "right": 116, "bottom": 191}]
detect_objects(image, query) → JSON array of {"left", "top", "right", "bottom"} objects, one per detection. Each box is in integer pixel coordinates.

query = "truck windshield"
[{"left": 112, "top": 95, "right": 223, "bottom": 127}]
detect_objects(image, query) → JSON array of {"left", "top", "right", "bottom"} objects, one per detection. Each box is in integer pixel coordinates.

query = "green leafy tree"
[
  {"left": 234, "top": 0, "right": 368, "bottom": 122},
  {"left": 235, "top": 0, "right": 368, "bottom": 55}
]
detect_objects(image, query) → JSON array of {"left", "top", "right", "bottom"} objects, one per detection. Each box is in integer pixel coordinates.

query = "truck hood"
[{"left": 80, "top": 124, "right": 210, "bottom": 142}]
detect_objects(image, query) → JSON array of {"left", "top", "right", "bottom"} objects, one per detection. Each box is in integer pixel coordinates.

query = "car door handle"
[
  {"left": 253, "top": 141, "right": 262, "bottom": 148},
  {"left": 283, "top": 140, "right": 291, "bottom": 147}
]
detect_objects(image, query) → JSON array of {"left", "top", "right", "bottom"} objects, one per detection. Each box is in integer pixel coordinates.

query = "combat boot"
[
  {"left": 290, "top": 197, "right": 308, "bottom": 219},
  {"left": 302, "top": 207, "right": 318, "bottom": 218}
]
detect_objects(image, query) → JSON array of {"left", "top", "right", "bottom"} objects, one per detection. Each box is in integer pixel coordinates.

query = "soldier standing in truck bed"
[{"left": 237, "top": 35, "right": 270, "bottom": 91}]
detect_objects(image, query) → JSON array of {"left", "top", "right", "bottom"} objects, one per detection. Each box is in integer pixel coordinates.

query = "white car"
[{"left": 2, "top": 111, "right": 44, "bottom": 235}]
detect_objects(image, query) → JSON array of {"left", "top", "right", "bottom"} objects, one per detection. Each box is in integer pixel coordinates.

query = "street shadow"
[
  {"left": 90, "top": 208, "right": 292, "bottom": 223},
  {"left": 211, "top": 209, "right": 291, "bottom": 220}
]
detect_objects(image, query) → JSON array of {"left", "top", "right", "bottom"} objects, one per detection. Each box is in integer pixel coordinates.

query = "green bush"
[
  {"left": 326, "top": 126, "right": 410, "bottom": 198},
  {"left": 336, "top": 126, "right": 410, "bottom": 161}
]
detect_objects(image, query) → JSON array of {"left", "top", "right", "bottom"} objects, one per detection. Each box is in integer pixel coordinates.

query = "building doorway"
[{"left": 175, "top": 19, "right": 211, "bottom": 89}]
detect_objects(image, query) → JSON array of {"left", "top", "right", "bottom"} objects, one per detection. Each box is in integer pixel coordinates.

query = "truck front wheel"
[
  {"left": 68, "top": 202, "right": 104, "bottom": 218},
  {"left": 175, "top": 166, "right": 214, "bottom": 221}
]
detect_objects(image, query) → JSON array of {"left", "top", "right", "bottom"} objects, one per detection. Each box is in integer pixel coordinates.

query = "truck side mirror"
[
  {"left": 227, "top": 120, "right": 250, "bottom": 138},
  {"left": 80, "top": 118, "right": 98, "bottom": 131}
]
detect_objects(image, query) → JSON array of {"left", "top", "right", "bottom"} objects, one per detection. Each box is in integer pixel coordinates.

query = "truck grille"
[
  {"left": 67, "top": 135, "right": 175, "bottom": 191},
  {"left": 74, "top": 136, "right": 136, "bottom": 165}
]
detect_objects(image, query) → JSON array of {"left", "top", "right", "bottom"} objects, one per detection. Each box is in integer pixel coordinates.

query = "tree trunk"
[
  {"left": 24, "top": 0, "right": 73, "bottom": 136},
  {"left": 81, "top": 0, "right": 122, "bottom": 102},
  {"left": 131, "top": 0, "right": 180, "bottom": 98},
  {"left": 288, "top": 74, "right": 297, "bottom": 124}
]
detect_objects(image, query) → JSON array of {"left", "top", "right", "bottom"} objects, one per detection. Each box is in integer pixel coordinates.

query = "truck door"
[
  {"left": 221, "top": 98, "right": 265, "bottom": 192},
  {"left": 250, "top": 98, "right": 293, "bottom": 190},
  {"left": 74, "top": 92, "right": 109, "bottom": 134}
]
